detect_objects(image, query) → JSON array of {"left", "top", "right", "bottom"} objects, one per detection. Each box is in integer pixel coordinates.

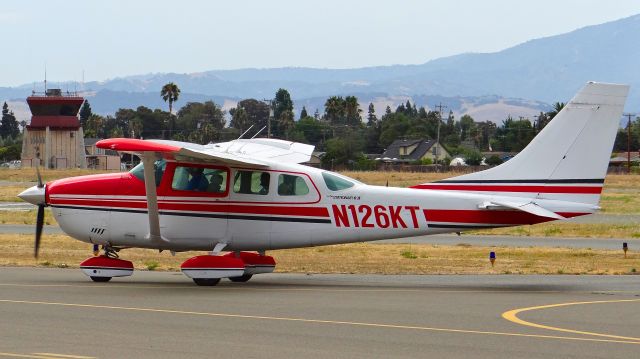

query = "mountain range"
[{"left": 2, "top": 14, "right": 638, "bottom": 124}]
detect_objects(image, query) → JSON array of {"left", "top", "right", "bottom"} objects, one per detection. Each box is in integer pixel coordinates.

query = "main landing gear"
[
  {"left": 80, "top": 246, "right": 133, "bottom": 283},
  {"left": 181, "top": 252, "right": 276, "bottom": 286}
]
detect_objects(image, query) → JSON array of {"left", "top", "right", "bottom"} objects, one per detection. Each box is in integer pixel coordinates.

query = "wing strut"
[{"left": 141, "top": 153, "right": 167, "bottom": 243}]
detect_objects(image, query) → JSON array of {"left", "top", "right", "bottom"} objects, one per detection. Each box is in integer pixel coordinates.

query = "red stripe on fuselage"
[
  {"left": 424, "top": 209, "right": 587, "bottom": 225},
  {"left": 411, "top": 184, "right": 602, "bottom": 194},
  {"left": 50, "top": 198, "right": 330, "bottom": 217}
]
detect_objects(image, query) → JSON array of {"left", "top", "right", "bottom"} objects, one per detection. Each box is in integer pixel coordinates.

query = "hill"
[{"left": 2, "top": 14, "right": 637, "bottom": 123}]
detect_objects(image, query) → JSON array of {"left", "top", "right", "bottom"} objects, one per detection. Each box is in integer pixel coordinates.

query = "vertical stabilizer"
[{"left": 414, "top": 82, "right": 630, "bottom": 205}]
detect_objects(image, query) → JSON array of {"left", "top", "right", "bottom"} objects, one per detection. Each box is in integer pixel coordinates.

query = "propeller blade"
[
  {"left": 35, "top": 165, "right": 43, "bottom": 188},
  {"left": 34, "top": 204, "right": 44, "bottom": 258}
]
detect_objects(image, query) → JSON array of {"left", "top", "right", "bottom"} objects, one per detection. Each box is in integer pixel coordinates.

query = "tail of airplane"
[{"left": 414, "top": 82, "right": 630, "bottom": 205}]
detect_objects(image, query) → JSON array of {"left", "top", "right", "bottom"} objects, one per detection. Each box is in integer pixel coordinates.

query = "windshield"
[
  {"left": 322, "top": 171, "right": 357, "bottom": 191},
  {"left": 130, "top": 159, "right": 166, "bottom": 186}
]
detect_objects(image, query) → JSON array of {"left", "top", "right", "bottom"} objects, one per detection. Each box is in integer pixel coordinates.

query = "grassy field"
[{"left": 1, "top": 234, "right": 637, "bottom": 275}]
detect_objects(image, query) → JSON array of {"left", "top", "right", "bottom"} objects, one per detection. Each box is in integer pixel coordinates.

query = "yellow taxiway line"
[
  {"left": 1, "top": 299, "right": 640, "bottom": 346},
  {"left": 502, "top": 299, "right": 640, "bottom": 342},
  {"left": 0, "top": 353, "right": 94, "bottom": 359}
]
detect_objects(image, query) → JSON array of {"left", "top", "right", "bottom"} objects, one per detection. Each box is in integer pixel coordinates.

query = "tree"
[
  {"left": 272, "top": 89, "right": 293, "bottom": 137},
  {"left": 230, "top": 99, "right": 270, "bottom": 134},
  {"left": 229, "top": 106, "right": 249, "bottom": 133},
  {"left": 294, "top": 116, "right": 330, "bottom": 148},
  {"left": 344, "top": 96, "right": 362, "bottom": 126},
  {"left": 459, "top": 115, "right": 475, "bottom": 142},
  {"left": 324, "top": 96, "right": 345, "bottom": 125},
  {"left": 84, "top": 114, "right": 105, "bottom": 138},
  {"left": 300, "top": 106, "right": 308, "bottom": 120},
  {"left": 176, "top": 101, "right": 225, "bottom": 142},
  {"left": 546, "top": 102, "right": 565, "bottom": 120},
  {"left": 0, "top": 102, "right": 19, "bottom": 139},
  {"left": 79, "top": 100, "right": 92, "bottom": 129},
  {"left": 463, "top": 149, "right": 483, "bottom": 166},
  {"left": 366, "top": 103, "right": 377, "bottom": 126},
  {"left": 161, "top": 82, "right": 181, "bottom": 114},
  {"left": 278, "top": 110, "right": 295, "bottom": 139}
]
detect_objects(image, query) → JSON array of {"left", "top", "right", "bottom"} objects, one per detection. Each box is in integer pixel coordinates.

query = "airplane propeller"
[
  {"left": 34, "top": 165, "right": 45, "bottom": 258},
  {"left": 17, "top": 165, "right": 48, "bottom": 259}
]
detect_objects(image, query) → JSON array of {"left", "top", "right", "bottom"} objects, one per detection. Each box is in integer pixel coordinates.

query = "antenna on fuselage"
[
  {"left": 251, "top": 126, "right": 266, "bottom": 139},
  {"left": 237, "top": 125, "right": 255, "bottom": 140}
]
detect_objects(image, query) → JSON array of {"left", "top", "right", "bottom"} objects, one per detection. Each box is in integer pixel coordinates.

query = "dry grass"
[
  {"left": 471, "top": 223, "right": 640, "bottom": 238},
  {"left": 2, "top": 234, "right": 637, "bottom": 275},
  {"left": 340, "top": 171, "right": 451, "bottom": 188},
  {"left": 0, "top": 168, "right": 108, "bottom": 183},
  {"left": 0, "top": 185, "right": 30, "bottom": 202}
]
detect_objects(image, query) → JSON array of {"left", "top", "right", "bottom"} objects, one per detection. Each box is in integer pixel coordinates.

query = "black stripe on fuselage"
[
  {"left": 428, "top": 224, "right": 510, "bottom": 229},
  {"left": 434, "top": 178, "right": 604, "bottom": 184},
  {"left": 51, "top": 205, "right": 332, "bottom": 224}
]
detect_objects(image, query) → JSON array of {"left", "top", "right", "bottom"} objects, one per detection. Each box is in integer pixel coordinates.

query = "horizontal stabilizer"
[{"left": 479, "top": 200, "right": 565, "bottom": 220}]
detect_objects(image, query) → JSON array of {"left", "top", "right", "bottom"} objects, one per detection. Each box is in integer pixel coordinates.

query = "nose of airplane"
[{"left": 18, "top": 185, "right": 46, "bottom": 206}]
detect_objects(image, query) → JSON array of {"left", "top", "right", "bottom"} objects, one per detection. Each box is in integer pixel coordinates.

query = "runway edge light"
[
  {"left": 489, "top": 251, "right": 496, "bottom": 267},
  {"left": 623, "top": 242, "right": 628, "bottom": 258}
]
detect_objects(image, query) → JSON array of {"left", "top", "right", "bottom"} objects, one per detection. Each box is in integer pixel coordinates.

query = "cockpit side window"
[
  {"left": 130, "top": 159, "right": 166, "bottom": 186},
  {"left": 278, "top": 174, "right": 310, "bottom": 196},
  {"left": 233, "top": 170, "right": 270, "bottom": 195},
  {"left": 172, "top": 166, "right": 228, "bottom": 193}
]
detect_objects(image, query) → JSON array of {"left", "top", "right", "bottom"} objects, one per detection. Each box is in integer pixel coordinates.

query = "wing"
[
  {"left": 97, "top": 138, "right": 269, "bottom": 167},
  {"left": 96, "top": 138, "right": 315, "bottom": 167}
]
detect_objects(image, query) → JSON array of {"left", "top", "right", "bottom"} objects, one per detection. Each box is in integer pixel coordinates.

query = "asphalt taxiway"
[{"left": 0, "top": 268, "right": 639, "bottom": 358}]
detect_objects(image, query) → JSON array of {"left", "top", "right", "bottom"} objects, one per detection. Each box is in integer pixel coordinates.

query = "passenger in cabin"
[
  {"left": 186, "top": 168, "right": 208, "bottom": 191},
  {"left": 258, "top": 172, "right": 270, "bottom": 194},
  {"left": 207, "top": 173, "right": 224, "bottom": 193},
  {"left": 278, "top": 177, "right": 294, "bottom": 196}
]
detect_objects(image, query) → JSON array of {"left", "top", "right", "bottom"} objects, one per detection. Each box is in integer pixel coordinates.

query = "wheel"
[
  {"left": 193, "top": 278, "right": 221, "bottom": 286},
  {"left": 228, "top": 274, "right": 253, "bottom": 283},
  {"left": 90, "top": 276, "right": 112, "bottom": 282}
]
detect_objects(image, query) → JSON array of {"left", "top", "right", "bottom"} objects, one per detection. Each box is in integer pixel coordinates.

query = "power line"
[
  {"left": 433, "top": 102, "right": 447, "bottom": 162},
  {"left": 623, "top": 113, "right": 636, "bottom": 174}
]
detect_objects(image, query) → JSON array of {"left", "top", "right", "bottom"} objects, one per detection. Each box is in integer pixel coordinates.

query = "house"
[
  {"left": 609, "top": 152, "right": 640, "bottom": 167},
  {"left": 84, "top": 138, "right": 121, "bottom": 170},
  {"left": 380, "top": 138, "right": 450, "bottom": 163}
]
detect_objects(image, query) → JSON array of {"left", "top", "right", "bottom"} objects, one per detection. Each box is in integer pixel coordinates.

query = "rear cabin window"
[
  {"left": 278, "top": 174, "right": 309, "bottom": 196},
  {"left": 233, "top": 170, "right": 270, "bottom": 195},
  {"left": 172, "top": 166, "right": 227, "bottom": 193},
  {"left": 322, "top": 171, "right": 355, "bottom": 191},
  {"left": 130, "top": 159, "right": 166, "bottom": 186}
]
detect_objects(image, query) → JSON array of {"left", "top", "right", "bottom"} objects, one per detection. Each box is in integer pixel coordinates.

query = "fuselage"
[{"left": 44, "top": 160, "right": 596, "bottom": 252}]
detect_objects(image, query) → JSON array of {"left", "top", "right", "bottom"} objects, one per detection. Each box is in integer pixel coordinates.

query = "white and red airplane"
[{"left": 19, "top": 82, "right": 629, "bottom": 285}]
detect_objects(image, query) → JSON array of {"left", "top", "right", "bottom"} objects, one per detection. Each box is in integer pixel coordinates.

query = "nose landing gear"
[{"left": 80, "top": 246, "right": 133, "bottom": 282}]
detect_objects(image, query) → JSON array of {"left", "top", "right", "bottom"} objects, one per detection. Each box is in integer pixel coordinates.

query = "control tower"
[{"left": 20, "top": 89, "right": 86, "bottom": 169}]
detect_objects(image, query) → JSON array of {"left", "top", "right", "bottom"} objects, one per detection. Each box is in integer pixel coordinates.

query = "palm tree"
[
  {"left": 161, "top": 82, "right": 181, "bottom": 114},
  {"left": 546, "top": 102, "right": 565, "bottom": 120}
]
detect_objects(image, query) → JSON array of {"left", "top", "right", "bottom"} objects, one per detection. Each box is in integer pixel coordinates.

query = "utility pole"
[
  {"left": 263, "top": 98, "right": 273, "bottom": 138},
  {"left": 434, "top": 102, "right": 447, "bottom": 164},
  {"left": 623, "top": 113, "right": 636, "bottom": 174}
]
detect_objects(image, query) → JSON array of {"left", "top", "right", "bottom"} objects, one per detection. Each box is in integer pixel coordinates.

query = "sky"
[{"left": 1, "top": 0, "right": 639, "bottom": 87}]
